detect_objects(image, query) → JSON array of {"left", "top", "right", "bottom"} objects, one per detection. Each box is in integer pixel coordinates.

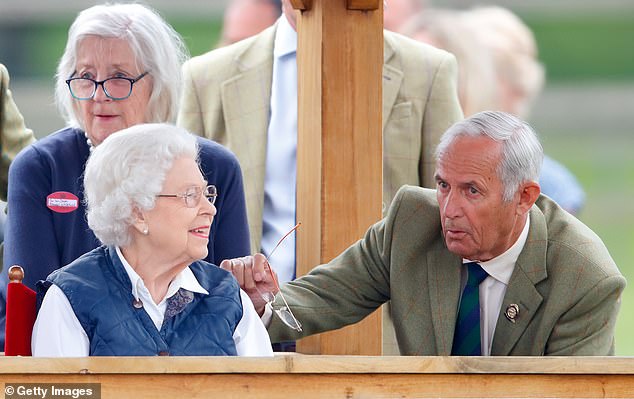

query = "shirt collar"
[
  {"left": 115, "top": 246, "right": 209, "bottom": 304},
  {"left": 274, "top": 15, "right": 297, "bottom": 58},
  {"left": 463, "top": 217, "right": 530, "bottom": 285}
]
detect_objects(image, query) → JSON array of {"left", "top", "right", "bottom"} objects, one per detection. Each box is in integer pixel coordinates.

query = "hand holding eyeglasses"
[
  {"left": 221, "top": 253, "right": 278, "bottom": 315},
  {"left": 220, "top": 223, "right": 302, "bottom": 331}
]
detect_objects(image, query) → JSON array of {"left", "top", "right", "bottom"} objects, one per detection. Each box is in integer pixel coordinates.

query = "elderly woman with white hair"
[
  {"left": 1, "top": 3, "right": 250, "bottom": 347},
  {"left": 31, "top": 123, "right": 272, "bottom": 356}
]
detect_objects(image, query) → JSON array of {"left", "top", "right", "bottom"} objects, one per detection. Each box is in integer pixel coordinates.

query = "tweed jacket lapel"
[
  {"left": 221, "top": 26, "right": 276, "bottom": 252},
  {"left": 381, "top": 36, "right": 403, "bottom": 131},
  {"left": 491, "top": 205, "right": 548, "bottom": 355},
  {"left": 427, "top": 246, "right": 462, "bottom": 355}
]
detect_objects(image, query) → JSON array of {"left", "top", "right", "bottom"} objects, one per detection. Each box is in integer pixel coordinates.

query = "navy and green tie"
[{"left": 451, "top": 262, "right": 489, "bottom": 355}]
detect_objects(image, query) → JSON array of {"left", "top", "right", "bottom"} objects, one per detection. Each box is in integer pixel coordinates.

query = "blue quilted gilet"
[{"left": 44, "top": 246, "right": 242, "bottom": 356}]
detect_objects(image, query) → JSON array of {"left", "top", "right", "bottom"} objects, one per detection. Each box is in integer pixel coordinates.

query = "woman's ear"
[{"left": 131, "top": 207, "right": 149, "bottom": 235}]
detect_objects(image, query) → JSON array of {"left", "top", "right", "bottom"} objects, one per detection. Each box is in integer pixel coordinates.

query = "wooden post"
[{"left": 294, "top": 0, "right": 383, "bottom": 354}]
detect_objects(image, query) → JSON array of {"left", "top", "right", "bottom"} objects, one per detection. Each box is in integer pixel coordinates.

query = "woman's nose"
[
  {"left": 92, "top": 82, "right": 110, "bottom": 102},
  {"left": 201, "top": 197, "right": 216, "bottom": 216}
]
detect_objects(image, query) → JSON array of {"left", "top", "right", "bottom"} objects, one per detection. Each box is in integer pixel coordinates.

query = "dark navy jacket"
[{"left": 40, "top": 246, "right": 242, "bottom": 356}]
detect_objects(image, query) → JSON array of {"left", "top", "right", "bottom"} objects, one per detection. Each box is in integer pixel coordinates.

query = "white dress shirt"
[
  {"left": 260, "top": 15, "right": 298, "bottom": 284},
  {"left": 32, "top": 247, "right": 273, "bottom": 357},
  {"left": 463, "top": 218, "right": 530, "bottom": 356}
]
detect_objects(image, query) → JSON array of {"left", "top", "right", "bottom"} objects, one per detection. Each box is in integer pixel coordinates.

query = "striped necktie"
[{"left": 451, "top": 262, "right": 489, "bottom": 355}]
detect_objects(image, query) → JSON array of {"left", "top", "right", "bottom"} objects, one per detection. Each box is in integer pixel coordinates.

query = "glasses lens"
[
  {"left": 275, "top": 307, "right": 302, "bottom": 332},
  {"left": 184, "top": 186, "right": 203, "bottom": 208},
  {"left": 69, "top": 79, "right": 95, "bottom": 99},
  {"left": 205, "top": 185, "right": 217, "bottom": 205},
  {"left": 103, "top": 78, "right": 133, "bottom": 100}
]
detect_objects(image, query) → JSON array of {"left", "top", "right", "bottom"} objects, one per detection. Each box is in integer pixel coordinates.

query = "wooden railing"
[{"left": 1, "top": 355, "right": 633, "bottom": 398}]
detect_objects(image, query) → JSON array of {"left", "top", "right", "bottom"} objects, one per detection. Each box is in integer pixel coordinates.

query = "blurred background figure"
[
  {"left": 218, "top": 0, "right": 429, "bottom": 47},
  {"left": 0, "top": 63, "right": 35, "bottom": 203},
  {"left": 0, "top": 63, "right": 36, "bottom": 246},
  {"left": 468, "top": 6, "right": 586, "bottom": 215},
  {"left": 401, "top": 5, "right": 586, "bottom": 215},
  {"left": 401, "top": 9, "right": 497, "bottom": 117},
  {"left": 218, "top": 0, "right": 282, "bottom": 46},
  {"left": 383, "top": 0, "right": 426, "bottom": 32},
  {"left": 467, "top": 6, "right": 544, "bottom": 121}
]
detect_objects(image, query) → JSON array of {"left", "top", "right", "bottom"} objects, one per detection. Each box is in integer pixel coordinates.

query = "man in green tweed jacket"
[{"left": 224, "top": 111, "right": 625, "bottom": 356}]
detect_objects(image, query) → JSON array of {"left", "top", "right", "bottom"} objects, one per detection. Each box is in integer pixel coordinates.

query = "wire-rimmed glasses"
[
  {"left": 258, "top": 223, "right": 303, "bottom": 332},
  {"left": 66, "top": 71, "right": 149, "bottom": 100},
  {"left": 157, "top": 184, "right": 217, "bottom": 208}
]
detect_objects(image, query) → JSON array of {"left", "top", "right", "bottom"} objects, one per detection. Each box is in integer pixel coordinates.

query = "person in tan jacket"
[{"left": 178, "top": 0, "right": 462, "bottom": 270}]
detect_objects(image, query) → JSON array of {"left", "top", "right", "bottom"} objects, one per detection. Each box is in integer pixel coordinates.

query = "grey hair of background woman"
[
  {"left": 435, "top": 111, "right": 543, "bottom": 202},
  {"left": 84, "top": 123, "right": 198, "bottom": 246},
  {"left": 55, "top": 3, "right": 189, "bottom": 129}
]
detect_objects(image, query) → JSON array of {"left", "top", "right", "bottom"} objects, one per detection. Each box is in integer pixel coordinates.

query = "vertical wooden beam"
[{"left": 295, "top": 0, "right": 383, "bottom": 355}]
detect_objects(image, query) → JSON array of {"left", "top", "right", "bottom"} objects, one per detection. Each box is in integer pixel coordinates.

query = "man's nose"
[{"left": 442, "top": 191, "right": 463, "bottom": 218}]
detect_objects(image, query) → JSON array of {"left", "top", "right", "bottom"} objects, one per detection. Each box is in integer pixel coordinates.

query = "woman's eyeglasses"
[
  {"left": 258, "top": 223, "right": 303, "bottom": 332},
  {"left": 66, "top": 71, "right": 149, "bottom": 101},
  {"left": 157, "top": 185, "right": 217, "bottom": 208}
]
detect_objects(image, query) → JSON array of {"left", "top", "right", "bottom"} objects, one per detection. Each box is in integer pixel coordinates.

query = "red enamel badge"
[{"left": 46, "top": 191, "right": 79, "bottom": 213}]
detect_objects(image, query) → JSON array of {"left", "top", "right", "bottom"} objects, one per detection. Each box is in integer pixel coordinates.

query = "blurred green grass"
[
  {"left": 2, "top": 16, "right": 222, "bottom": 80},
  {"left": 524, "top": 11, "right": 634, "bottom": 82}
]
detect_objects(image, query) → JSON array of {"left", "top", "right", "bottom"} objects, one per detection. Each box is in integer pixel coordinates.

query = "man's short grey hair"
[
  {"left": 435, "top": 111, "right": 543, "bottom": 201},
  {"left": 55, "top": 3, "right": 188, "bottom": 129},
  {"left": 84, "top": 123, "right": 198, "bottom": 246}
]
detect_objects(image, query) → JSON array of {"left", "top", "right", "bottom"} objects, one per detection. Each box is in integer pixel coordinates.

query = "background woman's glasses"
[{"left": 66, "top": 71, "right": 149, "bottom": 100}]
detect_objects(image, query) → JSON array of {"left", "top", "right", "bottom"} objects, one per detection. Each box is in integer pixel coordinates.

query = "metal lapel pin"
[{"left": 505, "top": 304, "right": 520, "bottom": 323}]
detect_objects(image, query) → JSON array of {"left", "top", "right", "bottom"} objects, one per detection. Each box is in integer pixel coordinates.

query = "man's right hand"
[{"left": 220, "top": 253, "right": 279, "bottom": 316}]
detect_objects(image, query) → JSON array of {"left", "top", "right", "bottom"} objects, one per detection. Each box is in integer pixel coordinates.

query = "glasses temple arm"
[{"left": 267, "top": 222, "right": 301, "bottom": 260}]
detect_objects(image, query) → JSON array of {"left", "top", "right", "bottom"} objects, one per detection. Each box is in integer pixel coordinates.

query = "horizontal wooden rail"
[{"left": 1, "top": 356, "right": 633, "bottom": 398}]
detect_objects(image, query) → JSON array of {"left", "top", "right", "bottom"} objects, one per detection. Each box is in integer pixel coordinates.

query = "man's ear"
[{"left": 517, "top": 181, "right": 541, "bottom": 215}]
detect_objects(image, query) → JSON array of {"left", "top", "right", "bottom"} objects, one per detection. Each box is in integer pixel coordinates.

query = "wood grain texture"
[
  {"left": 347, "top": 0, "right": 381, "bottom": 10},
  {"left": 295, "top": 0, "right": 384, "bottom": 355},
  {"left": 1, "top": 357, "right": 634, "bottom": 398}
]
